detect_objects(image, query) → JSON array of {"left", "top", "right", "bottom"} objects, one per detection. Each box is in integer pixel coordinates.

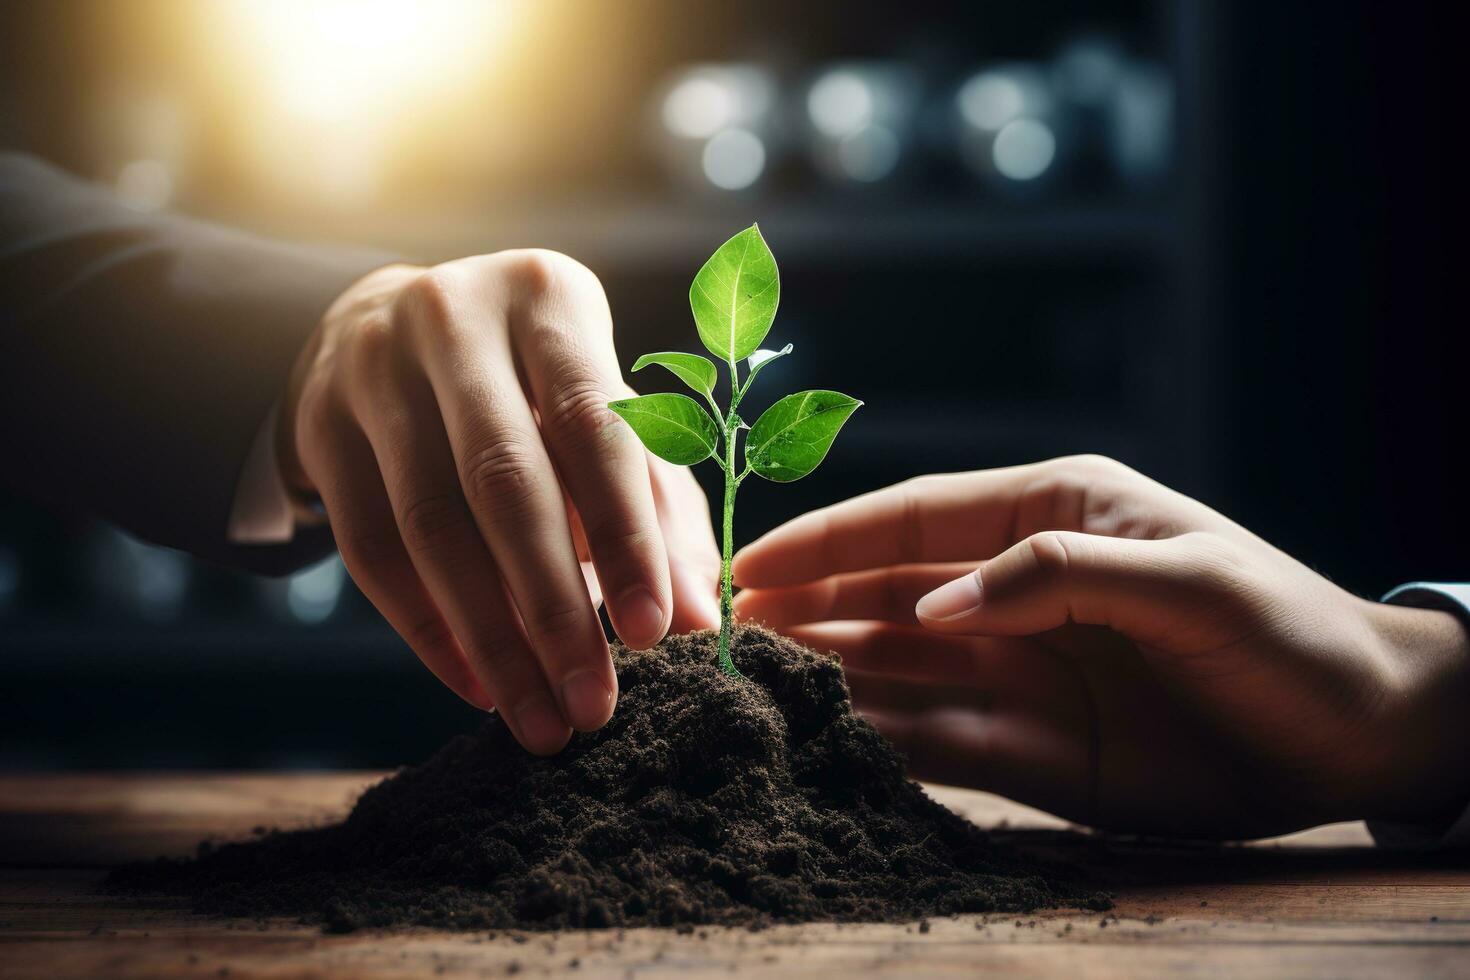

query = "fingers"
[
  {"left": 402, "top": 265, "right": 616, "bottom": 736},
  {"left": 733, "top": 455, "right": 1223, "bottom": 590},
  {"left": 564, "top": 451, "right": 718, "bottom": 635},
  {"left": 734, "top": 563, "right": 974, "bottom": 629},
  {"left": 558, "top": 418, "right": 718, "bottom": 634},
  {"left": 648, "top": 456, "right": 721, "bottom": 633},
  {"left": 916, "top": 529, "right": 1254, "bottom": 654},
  {"left": 348, "top": 374, "right": 578, "bottom": 754},
  {"left": 733, "top": 469, "right": 1036, "bottom": 589},
  {"left": 505, "top": 252, "right": 673, "bottom": 650},
  {"left": 302, "top": 422, "right": 493, "bottom": 712}
]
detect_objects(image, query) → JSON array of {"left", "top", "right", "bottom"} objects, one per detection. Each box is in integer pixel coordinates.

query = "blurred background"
[{"left": 0, "top": 1, "right": 1459, "bottom": 769}]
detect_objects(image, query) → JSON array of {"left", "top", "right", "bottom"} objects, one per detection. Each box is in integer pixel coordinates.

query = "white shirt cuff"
[{"left": 227, "top": 403, "right": 324, "bottom": 545}]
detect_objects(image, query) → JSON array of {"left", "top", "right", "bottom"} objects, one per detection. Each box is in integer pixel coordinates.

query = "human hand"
[
  {"left": 733, "top": 455, "right": 1470, "bottom": 838},
  {"left": 280, "top": 252, "right": 720, "bottom": 754}
]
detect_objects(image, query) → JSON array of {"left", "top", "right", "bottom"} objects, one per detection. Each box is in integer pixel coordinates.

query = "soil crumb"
[{"left": 111, "top": 626, "right": 1109, "bottom": 931}]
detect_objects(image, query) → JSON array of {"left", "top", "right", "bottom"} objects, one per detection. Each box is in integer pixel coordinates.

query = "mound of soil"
[{"left": 112, "top": 626, "right": 1108, "bottom": 931}]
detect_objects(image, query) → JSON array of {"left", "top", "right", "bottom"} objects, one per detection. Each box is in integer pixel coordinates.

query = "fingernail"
[
  {"left": 916, "top": 573, "right": 982, "bottom": 622},
  {"left": 560, "top": 669, "right": 615, "bottom": 731},
  {"left": 614, "top": 585, "right": 667, "bottom": 648},
  {"left": 511, "top": 692, "right": 571, "bottom": 755}
]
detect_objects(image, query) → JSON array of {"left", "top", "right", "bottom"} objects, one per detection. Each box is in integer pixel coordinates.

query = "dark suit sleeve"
[{"left": 0, "top": 153, "right": 394, "bottom": 575}]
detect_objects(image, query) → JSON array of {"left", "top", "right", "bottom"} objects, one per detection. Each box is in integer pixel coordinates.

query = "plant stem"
[
  {"left": 716, "top": 423, "right": 739, "bottom": 676},
  {"left": 716, "top": 355, "right": 743, "bottom": 677}
]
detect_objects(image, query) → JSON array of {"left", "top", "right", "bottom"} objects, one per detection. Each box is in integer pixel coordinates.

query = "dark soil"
[{"left": 110, "top": 626, "right": 1109, "bottom": 931}]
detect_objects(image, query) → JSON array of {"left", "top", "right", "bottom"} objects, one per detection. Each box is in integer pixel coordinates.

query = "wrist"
[{"left": 1354, "top": 598, "right": 1470, "bottom": 826}]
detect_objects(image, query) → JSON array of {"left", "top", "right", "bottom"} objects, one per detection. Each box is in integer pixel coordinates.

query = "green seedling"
[{"left": 609, "top": 225, "right": 861, "bottom": 676}]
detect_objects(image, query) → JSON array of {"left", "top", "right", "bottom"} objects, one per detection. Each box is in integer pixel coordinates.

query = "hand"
[
  {"left": 280, "top": 252, "right": 720, "bottom": 754},
  {"left": 732, "top": 455, "right": 1470, "bottom": 838}
]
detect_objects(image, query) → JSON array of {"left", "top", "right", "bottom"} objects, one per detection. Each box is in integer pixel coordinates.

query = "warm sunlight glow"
[
  {"left": 201, "top": 0, "right": 527, "bottom": 206},
  {"left": 221, "top": 0, "right": 509, "bottom": 122}
]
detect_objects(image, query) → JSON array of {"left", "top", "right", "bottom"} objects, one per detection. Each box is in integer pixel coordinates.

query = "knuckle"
[
  {"left": 1026, "top": 531, "right": 1075, "bottom": 580},
  {"left": 397, "top": 269, "right": 459, "bottom": 327},
  {"left": 523, "top": 601, "right": 590, "bottom": 644},
  {"left": 499, "top": 250, "right": 608, "bottom": 324},
  {"left": 399, "top": 492, "right": 470, "bottom": 556},
  {"left": 1063, "top": 453, "right": 1129, "bottom": 475},
  {"left": 1048, "top": 453, "right": 1138, "bottom": 487},
  {"left": 344, "top": 314, "right": 401, "bottom": 384},
  {"left": 291, "top": 388, "right": 350, "bottom": 485},
  {"left": 460, "top": 440, "right": 541, "bottom": 519},
  {"left": 404, "top": 615, "right": 456, "bottom": 656},
  {"left": 583, "top": 511, "right": 655, "bottom": 556},
  {"left": 900, "top": 473, "right": 946, "bottom": 496},
  {"left": 1032, "top": 456, "right": 1141, "bottom": 535},
  {"left": 543, "top": 377, "right": 618, "bottom": 448},
  {"left": 894, "top": 481, "right": 926, "bottom": 564},
  {"left": 501, "top": 249, "right": 587, "bottom": 295},
  {"left": 338, "top": 523, "right": 405, "bottom": 571},
  {"left": 463, "top": 626, "right": 528, "bottom": 676},
  {"left": 292, "top": 382, "right": 334, "bottom": 451}
]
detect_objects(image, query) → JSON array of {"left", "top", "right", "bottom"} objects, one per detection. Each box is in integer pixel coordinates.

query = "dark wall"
[{"left": 1216, "top": 3, "right": 1462, "bottom": 595}]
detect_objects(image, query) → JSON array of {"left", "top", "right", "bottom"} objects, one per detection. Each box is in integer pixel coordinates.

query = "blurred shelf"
[
  {"left": 222, "top": 196, "right": 1177, "bottom": 268},
  {"left": 0, "top": 622, "right": 475, "bottom": 771},
  {"left": 848, "top": 404, "right": 1126, "bottom": 440},
  {"left": 0, "top": 622, "right": 409, "bottom": 670}
]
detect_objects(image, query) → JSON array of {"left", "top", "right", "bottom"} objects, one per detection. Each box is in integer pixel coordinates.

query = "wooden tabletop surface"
[{"left": 0, "top": 773, "right": 1466, "bottom": 978}]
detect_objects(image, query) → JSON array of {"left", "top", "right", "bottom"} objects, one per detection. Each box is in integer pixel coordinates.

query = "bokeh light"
[
  {"left": 1052, "top": 35, "right": 1127, "bottom": 107},
  {"left": 957, "top": 74, "right": 1024, "bottom": 132},
  {"left": 662, "top": 76, "right": 738, "bottom": 140},
  {"left": 807, "top": 71, "right": 875, "bottom": 138},
  {"left": 992, "top": 118, "right": 1057, "bottom": 180},
  {"left": 656, "top": 65, "right": 776, "bottom": 192},
  {"left": 956, "top": 66, "right": 1052, "bottom": 132},
  {"left": 701, "top": 128, "right": 766, "bottom": 191},
  {"left": 835, "top": 125, "right": 901, "bottom": 182},
  {"left": 285, "top": 557, "right": 347, "bottom": 625},
  {"left": 805, "top": 63, "right": 917, "bottom": 185},
  {"left": 1109, "top": 64, "right": 1174, "bottom": 183}
]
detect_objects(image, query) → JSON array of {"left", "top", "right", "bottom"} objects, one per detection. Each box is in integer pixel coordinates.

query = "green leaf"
[
  {"left": 608, "top": 393, "right": 719, "bottom": 466},
  {"left": 689, "top": 224, "right": 780, "bottom": 363},
  {"left": 745, "top": 390, "right": 862, "bottom": 483},
  {"left": 631, "top": 352, "right": 718, "bottom": 400}
]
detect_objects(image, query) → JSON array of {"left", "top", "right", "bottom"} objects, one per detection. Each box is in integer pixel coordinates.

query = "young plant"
[{"left": 608, "top": 225, "right": 861, "bottom": 676}]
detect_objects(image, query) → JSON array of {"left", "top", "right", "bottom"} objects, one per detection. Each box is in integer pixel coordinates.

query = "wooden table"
[{"left": 1, "top": 774, "right": 1466, "bottom": 978}]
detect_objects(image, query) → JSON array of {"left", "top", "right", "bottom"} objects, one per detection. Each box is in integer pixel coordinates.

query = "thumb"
[{"left": 915, "top": 530, "right": 1248, "bottom": 653}]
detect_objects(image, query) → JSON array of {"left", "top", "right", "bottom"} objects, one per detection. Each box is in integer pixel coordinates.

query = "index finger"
[
  {"left": 506, "top": 252, "right": 673, "bottom": 649},
  {"left": 732, "top": 465, "right": 1043, "bottom": 589},
  {"left": 732, "top": 454, "right": 1212, "bottom": 589},
  {"left": 404, "top": 262, "right": 615, "bottom": 734}
]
